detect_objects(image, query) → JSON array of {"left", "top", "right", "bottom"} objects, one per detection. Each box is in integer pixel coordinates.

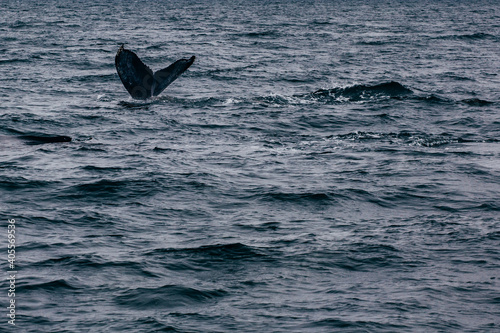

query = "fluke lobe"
[{"left": 115, "top": 44, "right": 195, "bottom": 100}]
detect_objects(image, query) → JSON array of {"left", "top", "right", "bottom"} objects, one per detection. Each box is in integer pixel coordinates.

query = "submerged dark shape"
[
  {"left": 115, "top": 44, "right": 195, "bottom": 100},
  {"left": 19, "top": 135, "right": 72, "bottom": 145}
]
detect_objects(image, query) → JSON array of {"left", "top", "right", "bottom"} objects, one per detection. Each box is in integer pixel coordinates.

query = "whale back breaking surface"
[
  {"left": 115, "top": 45, "right": 195, "bottom": 100},
  {"left": 0, "top": 135, "right": 72, "bottom": 146},
  {"left": 19, "top": 135, "right": 72, "bottom": 145}
]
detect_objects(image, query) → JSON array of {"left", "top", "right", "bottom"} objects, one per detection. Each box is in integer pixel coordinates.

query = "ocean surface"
[{"left": 1, "top": 0, "right": 499, "bottom": 331}]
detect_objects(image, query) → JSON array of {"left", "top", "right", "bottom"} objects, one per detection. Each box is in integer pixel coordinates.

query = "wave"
[
  {"left": 434, "top": 32, "right": 498, "bottom": 41},
  {"left": 461, "top": 98, "right": 494, "bottom": 106},
  {"left": 327, "top": 131, "right": 499, "bottom": 147},
  {"left": 19, "top": 279, "right": 80, "bottom": 292},
  {"left": 261, "top": 191, "right": 334, "bottom": 204},
  {"left": 147, "top": 243, "right": 268, "bottom": 261},
  {"left": 412, "top": 95, "right": 495, "bottom": 106},
  {"left": 0, "top": 177, "right": 59, "bottom": 191},
  {"left": 309, "top": 19, "right": 334, "bottom": 25},
  {"left": 244, "top": 188, "right": 387, "bottom": 209},
  {"left": 59, "top": 178, "right": 161, "bottom": 200},
  {"left": 30, "top": 253, "right": 161, "bottom": 277},
  {"left": 8, "top": 20, "right": 32, "bottom": 29},
  {"left": 237, "top": 30, "right": 281, "bottom": 38},
  {"left": 457, "top": 32, "right": 497, "bottom": 40},
  {"left": 301, "top": 318, "right": 408, "bottom": 331},
  {"left": 115, "top": 285, "right": 227, "bottom": 309},
  {"left": 118, "top": 100, "right": 153, "bottom": 109},
  {"left": 357, "top": 39, "right": 395, "bottom": 46},
  {"left": 0, "top": 58, "right": 31, "bottom": 65},
  {"left": 251, "top": 187, "right": 457, "bottom": 211}
]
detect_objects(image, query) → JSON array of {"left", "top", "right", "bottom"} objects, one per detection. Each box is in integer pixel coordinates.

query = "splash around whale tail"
[{"left": 115, "top": 45, "right": 195, "bottom": 100}]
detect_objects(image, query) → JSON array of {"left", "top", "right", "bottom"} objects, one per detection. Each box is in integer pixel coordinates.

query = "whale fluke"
[{"left": 115, "top": 45, "right": 195, "bottom": 100}]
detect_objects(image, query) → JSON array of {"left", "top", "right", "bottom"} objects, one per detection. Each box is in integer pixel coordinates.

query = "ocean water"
[{"left": 1, "top": 0, "right": 499, "bottom": 331}]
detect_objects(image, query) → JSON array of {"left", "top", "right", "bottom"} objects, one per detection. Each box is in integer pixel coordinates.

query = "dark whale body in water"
[
  {"left": 115, "top": 45, "right": 195, "bottom": 100},
  {"left": 0, "top": 134, "right": 72, "bottom": 145},
  {"left": 19, "top": 135, "right": 72, "bottom": 145}
]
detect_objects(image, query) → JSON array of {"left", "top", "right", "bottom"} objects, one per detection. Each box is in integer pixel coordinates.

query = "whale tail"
[{"left": 115, "top": 45, "right": 195, "bottom": 100}]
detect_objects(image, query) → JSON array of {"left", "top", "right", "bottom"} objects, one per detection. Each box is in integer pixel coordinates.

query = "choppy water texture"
[{"left": 1, "top": 0, "right": 499, "bottom": 332}]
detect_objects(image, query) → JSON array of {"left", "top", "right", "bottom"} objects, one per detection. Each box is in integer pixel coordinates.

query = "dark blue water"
[{"left": 1, "top": 0, "right": 499, "bottom": 332}]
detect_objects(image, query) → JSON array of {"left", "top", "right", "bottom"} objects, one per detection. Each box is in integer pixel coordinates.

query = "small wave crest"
[
  {"left": 19, "top": 279, "right": 80, "bottom": 292},
  {"left": 461, "top": 98, "right": 494, "bottom": 106},
  {"left": 237, "top": 30, "right": 281, "bottom": 38},
  {"left": 147, "top": 243, "right": 268, "bottom": 260},
  {"left": 328, "top": 131, "right": 498, "bottom": 147},
  {"left": 442, "top": 32, "right": 498, "bottom": 41},
  {"left": 115, "top": 285, "right": 227, "bottom": 309}
]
